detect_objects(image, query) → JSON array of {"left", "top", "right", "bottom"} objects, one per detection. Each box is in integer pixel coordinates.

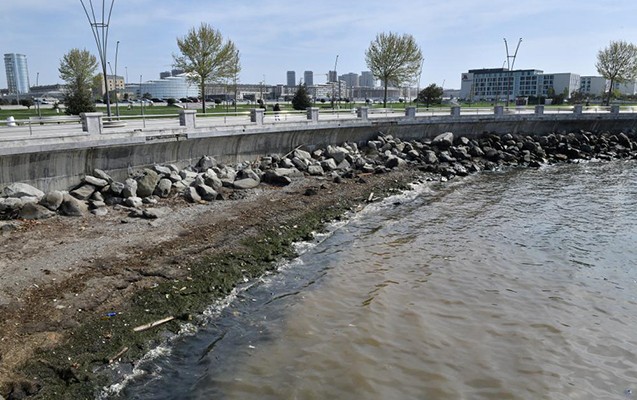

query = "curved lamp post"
[{"left": 80, "top": 0, "right": 115, "bottom": 118}]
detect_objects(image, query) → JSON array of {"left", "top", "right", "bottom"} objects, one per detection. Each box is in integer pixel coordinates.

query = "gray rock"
[
  {"left": 2, "top": 182, "right": 44, "bottom": 199},
  {"left": 124, "top": 196, "right": 143, "bottom": 208},
  {"left": 320, "top": 159, "right": 338, "bottom": 171},
  {"left": 109, "top": 181, "right": 125, "bottom": 196},
  {"left": 233, "top": 178, "right": 260, "bottom": 190},
  {"left": 202, "top": 170, "right": 223, "bottom": 191},
  {"left": 91, "top": 191, "right": 105, "bottom": 202},
  {"left": 326, "top": 145, "right": 349, "bottom": 163},
  {"left": 136, "top": 169, "right": 160, "bottom": 198},
  {"left": 423, "top": 150, "right": 439, "bottom": 164},
  {"left": 385, "top": 155, "right": 407, "bottom": 169},
  {"left": 154, "top": 178, "right": 173, "bottom": 198},
  {"left": 122, "top": 178, "right": 138, "bottom": 198},
  {"left": 237, "top": 168, "right": 260, "bottom": 182},
  {"left": 71, "top": 184, "right": 96, "bottom": 200},
  {"left": 184, "top": 186, "right": 202, "bottom": 203},
  {"left": 291, "top": 157, "right": 309, "bottom": 171},
  {"left": 293, "top": 149, "right": 312, "bottom": 161},
  {"left": 39, "top": 191, "right": 64, "bottom": 211},
  {"left": 197, "top": 156, "right": 218, "bottom": 171},
  {"left": 89, "top": 200, "right": 106, "bottom": 209},
  {"left": 20, "top": 203, "right": 56, "bottom": 220},
  {"left": 152, "top": 165, "right": 172, "bottom": 176},
  {"left": 179, "top": 169, "right": 198, "bottom": 180},
  {"left": 195, "top": 184, "right": 218, "bottom": 201},
  {"left": 262, "top": 169, "right": 293, "bottom": 185},
  {"left": 83, "top": 175, "right": 108, "bottom": 187},
  {"left": 279, "top": 158, "right": 295, "bottom": 168},
  {"left": 91, "top": 207, "right": 109, "bottom": 216},
  {"left": 337, "top": 159, "right": 351, "bottom": 171},
  {"left": 93, "top": 168, "right": 114, "bottom": 183},
  {"left": 432, "top": 132, "right": 454, "bottom": 149},
  {"left": 307, "top": 164, "right": 325, "bottom": 176},
  {"left": 59, "top": 193, "right": 88, "bottom": 217}
]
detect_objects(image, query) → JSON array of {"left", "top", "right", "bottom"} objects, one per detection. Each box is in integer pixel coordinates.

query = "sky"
[{"left": 2, "top": 0, "right": 637, "bottom": 90}]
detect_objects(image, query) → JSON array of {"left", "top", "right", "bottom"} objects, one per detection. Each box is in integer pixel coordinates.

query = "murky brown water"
[{"left": 116, "top": 161, "right": 637, "bottom": 400}]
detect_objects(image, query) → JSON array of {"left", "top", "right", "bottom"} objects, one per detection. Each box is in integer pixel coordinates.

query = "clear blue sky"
[{"left": 2, "top": 0, "right": 637, "bottom": 90}]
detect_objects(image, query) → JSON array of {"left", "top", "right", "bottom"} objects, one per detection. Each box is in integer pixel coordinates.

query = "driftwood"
[
  {"left": 367, "top": 192, "right": 375, "bottom": 202},
  {"left": 132, "top": 316, "right": 175, "bottom": 332},
  {"left": 106, "top": 347, "right": 129, "bottom": 364}
]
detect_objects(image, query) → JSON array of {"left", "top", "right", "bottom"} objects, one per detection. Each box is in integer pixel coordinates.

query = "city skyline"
[{"left": 2, "top": 1, "right": 637, "bottom": 91}]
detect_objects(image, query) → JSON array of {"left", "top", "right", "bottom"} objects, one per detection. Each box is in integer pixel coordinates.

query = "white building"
[
  {"left": 128, "top": 74, "right": 198, "bottom": 99},
  {"left": 460, "top": 68, "right": 580, "bottom": 101},
  {"left": 4, "top": 53, "right": 30, "bottom": 94},
  {"left": 580, "top": 76, "right": 607, "bottom": 97}
]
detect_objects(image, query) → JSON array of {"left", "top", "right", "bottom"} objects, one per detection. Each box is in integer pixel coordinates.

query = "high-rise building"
[
  {"left": 340, "top": 73, "right": 360, "bottom": 88},
  {"left": 287, "top": 70, "right": 296, "bottom": 87},
  {"left": 4, "top": 53, "right": 30, "bottom": 94},
  {"left": 304, "top": 71, "right": 313, "bottom": 86},
  {"left": 328, "top": 70, "right": 337, "bottom": 83},
  {"left": 360, "top": 71, "right": 375, "bottom": 87}
]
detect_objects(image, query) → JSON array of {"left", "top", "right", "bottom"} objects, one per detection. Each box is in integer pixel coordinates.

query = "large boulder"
[
  {"left": 233, "top": 178, "right": 260, "bottom": 190},
  {"left": 122, "top": 178, "right": 138, "bottom": 198},
  {"left": 39, "top": 191, "right": 64, "bottom": 211},
  {"left": 83, "top": 175, "right": 108, "bottom": 188},
  {"left": 71, "top": 184, "right": 96, "bottom": 200},
  {"left": 432, "top": 132, "right": 454, "bottom": 149},
  {"left": 136, "top": 169, "right": 160, "bottom": 198},
  {"left": 2, "top": 183, "right": 45, "bottom": 200},
  {"left": 154, "top": 178, "right": 173, "bottom": 198},
  {"left": 59, "top": 193, "right": 88, "bottom": 217},
  {"left": 19, "top": 203, "right": 56, "bottom": 220}
]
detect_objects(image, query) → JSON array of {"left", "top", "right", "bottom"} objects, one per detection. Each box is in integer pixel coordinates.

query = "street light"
[
  {"left": 80, "top": 0, "right": 115, "bottom": 118},
  {"left": 503, "top": 37, "right": 522, "bottom": 108}
]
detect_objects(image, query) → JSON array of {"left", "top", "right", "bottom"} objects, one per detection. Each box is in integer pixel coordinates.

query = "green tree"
[
  {"left": 417, "top": 83, "right": 444, "bottom": 108},
  {"left": 291, "top": 83, "right": 312, "bottom": 110},
  {"left": 19, "top": 99, "right": 34, "bottom": 109},
  {"left": 596, "top": 40, "right": 637, "bottom": 106},
  {"left": 365, "top": 32, "right": 423, "bottom": 107},
  {"left": 173, "top": 22, "right": 240, "bottom": 113},
  {"left": 59, "top": 48, "right": 98, "bottom": 115}
]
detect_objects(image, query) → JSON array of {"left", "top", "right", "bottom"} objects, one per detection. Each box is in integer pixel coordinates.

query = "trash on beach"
[{"left": 106, "top": 346, "right": 129, "bottom": 364}]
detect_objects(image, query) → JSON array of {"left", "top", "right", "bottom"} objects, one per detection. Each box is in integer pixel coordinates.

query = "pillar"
[
  {"left": 179, "top": 109, "right": 197, "bottom": 128},
  {"left": 250, "top": 108, "right": 265, "bottom": 125},
  {"left": 81, "top": 112, "right": 103, "bottom": 134},
  {"left": 535, "top": 105, "right": 544, "bottom": 115},
  {"left": 307, "top": 107, "right": 319, "bottom": 122},
  {"left": 405, "top": 106, "right": 416, "bottom": 119},
  {"left": 357, "top": 107, "right": 369, "bottom": 121}
]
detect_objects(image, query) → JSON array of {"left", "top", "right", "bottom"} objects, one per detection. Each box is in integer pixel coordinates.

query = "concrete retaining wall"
[{"left": 2, "top": 113, "right": 636, "bottom": 192}]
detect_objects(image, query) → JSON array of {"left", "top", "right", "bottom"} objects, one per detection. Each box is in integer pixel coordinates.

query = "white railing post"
[
  {"left": 405, "top": 106, "right": 416, "bottom": 119},
  {"left": 357, "top": 107, "right": 369, "bottom": 121},
  {"left": 81, "top": 112, "right": 103, "bottom": 134},
  {"left": 494, "top": 105, "right": 504, "bottom": 115},
  {"left": 307, "top": 107, "right": 319, "bottom": 122},
  {"left": 179, "top": 109, "right": 197, "bottom": 128},
  {"left": 535, "top": 105, "right": 544, "bottom": 115},
  {"left": 250, "top": 108, "right": 265, "bottom": 125},
  {"left": 450, "top": 106, "right": 461, "bottom": 116}
]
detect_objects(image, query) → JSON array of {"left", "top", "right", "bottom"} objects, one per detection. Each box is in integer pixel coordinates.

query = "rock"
[
  {"left": 179, "top": 170, "right": 198, "bottom": 181},
  {"left": 262, "top": 169, "right": 293, "bottom": 185},
  {"left": 237, "top": 168, "right": 261, "bottom": 182},
  {"left": 293, "top": 149, "right": 312, "bottom": 161},
  {"left": 136, "top": 169, "right": 160, "bottom": 198},
  {"left": 91, "top": 207, "right": 109, "bottom": 216},
  {"left": 154, "top": 178, "right": 173, "bottom": 198},
  {"left": 91, "top": 191, "right": 105, "bottom": 202},
  {"left": 124, "top": 196, "right": 143, "bottom": 208},
  {"left": 59, "top": 193, "right": 88, "bottom": 217},
  {"left": 326, "top": 145, "right": 349, "bottom": 163},
  {"left": 184, "top": 187, "right": 202, "bottom": 203},
  {"left": 432, "top": 132, "right": 454, "bottom": 149},
  {"left": 385, "top": 155, "right": 407, "bottom": 169},
  {"left": 233, "top": 178, "right": 260, "bottom": 190},
  {"left": 39, "top": 191, "right": 64, "bottom": 211},
  {"left": 122, "top": 178, "right": 138, "bottom": 198},
  {"left": 423, "top": 150, "right": 439, "bottom": 164},
  {"left": 320, "top": 158, "right": 338, "bottom": 171},
  {"left": 89, "top": 200, "right": 106, "bottom": 209},
  {"left": 70, "top": 183, "right": 96, "bottom": 200},
  {"left": 152, "top": 165, "right": 172, "bottom": 176},
  {"left": 2, "top": 182, "right": 45, "bottom": 200},
  {"left": 109, "top": 181, "right": 125, "bottom": 196},
  {"left": 307, "top": 164, "right": 325, "bottom": 176},
  {"left": 196, "top": 156, "right": 218, "bottom": 171},
  {"left": 93, "top": 168, "right": 114, "bottom": 183},
  {"left": 19, "top": 203, "right": 56, "bottom": 220},
  {"left": 83, "top": 175, "right": 108, "bottom": 187},
  {"left": 291, "top": 157, "right": 309, "bottom": 171}
]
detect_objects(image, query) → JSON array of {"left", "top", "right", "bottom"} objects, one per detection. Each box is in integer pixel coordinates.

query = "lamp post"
[
  {"left": 80, "top": 0, "right": 115, "bottom": 118},
  {"left": 503, "top": 38, "right": 522, "bottom": 108}
]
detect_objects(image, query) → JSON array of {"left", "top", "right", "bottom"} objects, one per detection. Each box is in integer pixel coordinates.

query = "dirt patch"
[{"left": 0, "top": 169, "right": 420, "bottom": 398}]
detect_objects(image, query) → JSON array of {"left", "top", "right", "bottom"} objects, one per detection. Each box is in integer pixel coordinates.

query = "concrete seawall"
[{"left": 1, "top": 112, "right": 636, "bottom": 192}]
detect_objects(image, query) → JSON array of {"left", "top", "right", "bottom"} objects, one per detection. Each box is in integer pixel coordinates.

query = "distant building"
[
  {"left": 459, "top": 68, "right": 580, "bottom": 101},
  {"left": 159, "top": 71, "right": 172, "bottom": 79},
  {"left": 614, "top": 80, "right": 637, "bottom": 96},
  {"left": 360, "top": 71, "right": 375, "bottom": 88},
  {"left": 580, "top": 76, "right": 607, "bottom": 96},
  {"left": 128, "top": 74, "right": 198, "bottom": 99},
  {"left": 286, "top": 71, "right": 296, "bottom": 87},
  {"left": 4, "top": 53, "right": 30, "bottom": 94},
  {"left": 328, "top": 70, "right": 337, "bottom": 83},
  {"left": 98, "top": 74, "right": 125, "bottom": 96},
  {"left": 304, "top": 70, "right": 313, "bottom": 86},
  {"left": 340, "top": 73, "right": 359, "bottom": 88}
]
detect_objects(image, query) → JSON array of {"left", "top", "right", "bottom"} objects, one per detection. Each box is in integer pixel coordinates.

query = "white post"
[{"left": 81, "top": 112, "right": 103, "bottom": 134}]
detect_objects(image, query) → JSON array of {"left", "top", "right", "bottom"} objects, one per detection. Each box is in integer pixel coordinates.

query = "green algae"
[{"left": 8, "top": 175, "right": 415, "bottom": 399}]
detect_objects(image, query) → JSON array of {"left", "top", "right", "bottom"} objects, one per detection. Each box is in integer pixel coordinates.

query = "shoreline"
[
  {"left": 3, "top": 129, "right": 637, "bottom": 398},
  {"left": 0, "top": 168, "right": 420, "bottom": 399}
]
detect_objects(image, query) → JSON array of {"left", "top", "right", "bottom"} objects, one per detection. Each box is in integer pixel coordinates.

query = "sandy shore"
[{"left": 0, "top": 169, "right": 419, "bottom": 398}]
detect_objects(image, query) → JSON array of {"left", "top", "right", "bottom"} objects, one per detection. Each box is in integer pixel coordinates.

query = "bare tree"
[
  {"left": 365, "top": 32, "right": 423, "bottom": 107},
  {"left": 173, "top": 23, "right": 240, "bottom": 113},
  {"left": 596, "top": 40, "right": 637, "bottom": 106}
]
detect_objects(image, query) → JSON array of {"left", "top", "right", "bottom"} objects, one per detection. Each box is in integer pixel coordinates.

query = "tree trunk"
[
  {"left": 201, "top": 79, "right": 207, "bottom": 114},
  {"left": 383, "top": 81, "right": 388, "bottom": 108},
  {"left": 606, "top": 78, "right": 614, "bottom": 107}
]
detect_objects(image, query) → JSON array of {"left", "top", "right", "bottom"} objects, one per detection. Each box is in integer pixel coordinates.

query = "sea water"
[{"left": 114, "top": 160, "right": 637, "bottom": 400}]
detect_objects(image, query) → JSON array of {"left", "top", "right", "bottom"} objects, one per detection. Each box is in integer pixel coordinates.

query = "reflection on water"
[{"left": 119, "top": 161, "right": 637, "bottom": 400}]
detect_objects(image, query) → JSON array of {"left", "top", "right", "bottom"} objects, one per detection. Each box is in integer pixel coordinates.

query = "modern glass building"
[
  {"left": 4, "top": 53, "right": 30, "bottom": 94},
  {"left": 286, "top": 71, "right": 296, "bottom": 87},
  {"left": 304, "top": 71, "right": 313, "bottom": 86}
]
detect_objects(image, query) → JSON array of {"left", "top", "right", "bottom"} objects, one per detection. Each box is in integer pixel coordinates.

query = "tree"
[
  {"left": 291, "top": 83, "right": 312, "bottom": 110},
  {"left": 59, "top": 48, "right": 98, "bottom": 115},
  {"left": 596, "top": 40, "right": 637, "bottom": 106},
  {"left": 173, "top": 22, "right": 240, "bottom": 113},
  {"left": 19, "top": 99, "right": 34, "bottom": 109},
  {"left": 417, "top": 83, "right": 444, "bottom": 108},
  {"left": 365, "top": 32, "right": 423, "bottom": 107}
]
